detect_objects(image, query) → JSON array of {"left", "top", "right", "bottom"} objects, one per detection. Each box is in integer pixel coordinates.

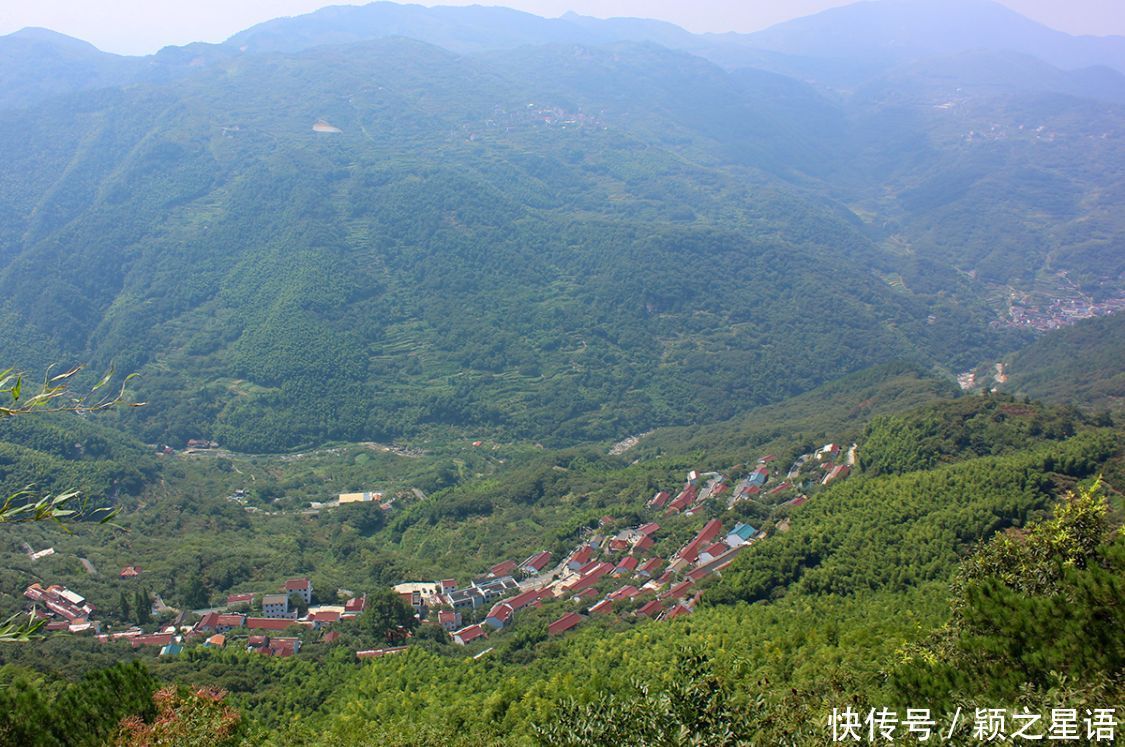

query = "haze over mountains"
[
  {"left": 0, "top": 0, "right": 1122, "bottom": 451},
  {"left": 5, "top": 0, "right": 1125, "bottom": 110}
]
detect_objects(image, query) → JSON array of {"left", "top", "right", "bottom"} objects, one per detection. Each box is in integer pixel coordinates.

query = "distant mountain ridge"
[
  {"left": 0, "top": 27, "right": 136, "bottom": 110},
  {"left": 741, "top": 0, "right": 1125, "bottom": 74},
  {"left": 3, "top": 0, "right": 1125, "bottom": 112}
]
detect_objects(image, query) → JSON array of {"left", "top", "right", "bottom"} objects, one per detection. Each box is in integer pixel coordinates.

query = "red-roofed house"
[
  {"left": 687, "top": 544, "right": 746, "bottom": 581},
  {"left": 677, "top": 519, "right": 724, "bottom": 564},
  {"left": 196, "top": 612, "right": 246, "bottom": 634},
  {"left": 217, "top": 613, "right": 246, "bottom": 629},
  {"left": 663, "top": 605, "right": 692, "bottom": 621},
  {"left": 686, "top": 566, "right": 710, "bottom": 582},
  {"left": 665, "top": 580, "right": 695, "bottom": 601},
  {"left": 283, "top": 578, "right": 313, "bottom": 604},
  {"left": 452, "top": 624, "right": 486, "bottom": 645},
  {"left": 567, "top": 545, "right": 594, "bottom": 570},
  {"left": 226, "top": 593, "right": 254, "bottom": 608},
  {"left": 520, "top": 551, "right": 552, "bottom": 575},
  {"left": 822, "top": 464, "right": 850, "bottom": 485},
  {"left": 548, "top": 612, "right": 583, "bottom": 636},
  {"left": 608, "top": 538, "right": 630, "bottom": 553},
  {"left": 344, "top": 596, "right": 366, "bottom": 614},
  {"left": 637, "top": 522, "right": 660, "bottom": 536},
  {"left": 608, "top": 585, "right": 641, "bottom": 601},
  {"left": 635, "top": 600, "right": 663, "bottom": 618},
  {"left": 268, "top": 637, "right": 301, "bottom": 657},
  {"left": 564, "top": 562, "right": 613, "bottom": 595},
  {"left": 119, "top": 566, "right": 141, "bottom": 579},
  {"left": 633, "top": 535, "right": 655, "bottom": 552},
  {"left": 484, "top": 603, "right": 514, "bottom": 629},
  {"left": 589, "top": 599, "right": 614, "bottom": 616},
  {"left": 665, "top": 486, "right": 695, "bottom": 514},
  {"left": 194, "top": 611, "right": 219, "bottom": 633},
  {"left": 307, "top": 610, "right": 341, "bottom": 628},
  {"left": 768, "top": 481, "right": 793, "bottom": 496},
  {"left": 698, "top": 542, "right": 729, "bottom": 564},
  {"left": 131, "top": 633, "right": 174, "bottom": 648},
  {"left": 613, "top": 556, "right": 638, "bottom": 576},
  {"left": 577, "top": 559, "right": 602, "bottom": 576},
  {"left": 637, "top": 558, "right": 664, "bottom": 578},
  {"left": 23, "top": 583, "right": 46, "bottom": 603},
  {"left": 437, "top": 610, "right": 462, "bottom": 632},
  {"left": 649, "top": 491, "right": 671, "bottom": 509},
  {"left": 489, "top": 560, "right": 518, "bottom": 578},
  {"left": 504, "top": 589, "right": 543, "bottom": 613}
]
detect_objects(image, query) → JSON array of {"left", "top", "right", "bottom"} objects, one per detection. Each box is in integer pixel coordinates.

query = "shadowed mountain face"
[{"left": 0, "top": 2, "right": 1120, "bottom": 452}]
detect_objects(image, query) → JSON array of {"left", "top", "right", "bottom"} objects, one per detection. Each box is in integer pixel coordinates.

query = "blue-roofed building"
[
  {"left": 159, "top": 643, "right": 183, "bottom": 656},
  {"left": 725, "top": 523, "right": 757, "bottom": 548},
  {"left": 746, "top": 468, "right": 768, "bottom": 487}
]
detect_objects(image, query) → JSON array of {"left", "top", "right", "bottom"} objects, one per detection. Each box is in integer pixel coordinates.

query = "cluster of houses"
[
  {"left": 423, "top": 448, "right": 863, "bottom": 647},
  {"left": 648, "top": 470, "right": 732, "bottom": 514},
  {"left": 24, "top": 583, "right": 98, "bottom": 634},
  {"left": 21, "top": 447, "right": 854, "bottom": 661},
  {"left": 78, "top": 577, "right": 366, "bottom": 658},
  {"left": 436, "top": 513, "right": 766, "bottom": 647},
  {"left": 180, "top": 578, "right": 368, "bottom": 657},
  {"left": 810, "top": 443, "right": 852, "bottom": 486},
  {"left": 381, "top": 463, "right": 784, "bottom": 650},
  {"left": 1003, "top": 294, "right": 1125, "bottom": 332}
]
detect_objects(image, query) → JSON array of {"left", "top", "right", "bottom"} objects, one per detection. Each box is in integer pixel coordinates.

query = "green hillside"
[
  {"left": 0, "top": 376, "right": 1119, "bottom": 744},
  {"left": 0, "top": 38, "right": 1032, "bottom": 452},
  {"left": 1003, "top": 313, "right": 1125, "bottom": 413},
  {"left": 2, "top": 13, "right": 1121, "bottom": 454}
]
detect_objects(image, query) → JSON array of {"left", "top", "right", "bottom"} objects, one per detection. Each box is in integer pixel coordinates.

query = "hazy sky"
[{"left": 1, "top": 0, "right": 1123, "bottom": 56}]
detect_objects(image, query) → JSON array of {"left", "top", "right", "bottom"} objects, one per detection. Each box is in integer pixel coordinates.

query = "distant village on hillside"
[{"left": 22, "top": 442, "right": 854, "bottom": 660}]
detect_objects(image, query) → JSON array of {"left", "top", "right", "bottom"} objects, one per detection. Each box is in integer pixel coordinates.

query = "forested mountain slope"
[
  {"left": 2, "top": 3, "right": 1122, "bottom": 452},
  {"left": 0, "top": 37, "right": 1025, "bottom": 451},
  {"left": 1003, "top": 312, "right": 1125, "bottom": 412}
]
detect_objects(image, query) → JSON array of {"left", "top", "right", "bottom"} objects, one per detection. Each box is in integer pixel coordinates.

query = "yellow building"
[{"left": 338, "top": 491, "right": 382, "bottom": 504}]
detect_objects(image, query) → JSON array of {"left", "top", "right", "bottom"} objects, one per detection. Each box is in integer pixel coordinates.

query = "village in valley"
[{"left": 20, "top": 441, "right": 856, "bottom": 661}]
